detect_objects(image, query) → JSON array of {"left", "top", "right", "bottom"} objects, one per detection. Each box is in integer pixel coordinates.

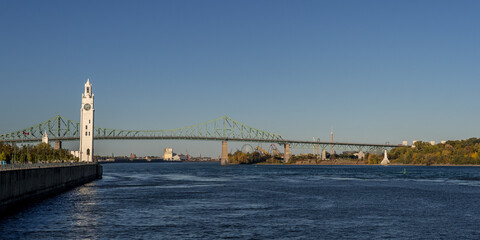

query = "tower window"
[
  {"left": 85, "top": 132, "right": 88, "bottom": 136},
  {"left": 87, "top": 87, "right": 90, "bottom": 93},
  {"left": 85, "top": 125, "right": 88, "bottom": 130}
]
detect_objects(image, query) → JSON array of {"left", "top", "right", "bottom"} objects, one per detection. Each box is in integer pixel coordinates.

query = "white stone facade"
[
  {"left": 163, "top": 148, "right": 173, "bottom": 160},
  {"left": 42, "top": 131, "right": 49, "bottom": 144},
  {"left": 354, "top": 151, "right": 365, "bottom": 160},
  {"left": 80, "top": 79, "right": 94, "bottom": 162},
  {"left": 70, "top": 151, "right": 80, "bottom": 159}
]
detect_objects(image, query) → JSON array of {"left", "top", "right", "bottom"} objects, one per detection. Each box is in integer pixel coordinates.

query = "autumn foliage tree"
[
  {"left": 389, "top": 138, "right": 480, "bottom": 165},
  {"left": 228, "top": 151, "right": 270, "bottom": 164}
]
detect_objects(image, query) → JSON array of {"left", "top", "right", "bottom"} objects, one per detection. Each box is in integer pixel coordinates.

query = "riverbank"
[{"left": 257, "top": 160, "right": 480, "bottom": 167}]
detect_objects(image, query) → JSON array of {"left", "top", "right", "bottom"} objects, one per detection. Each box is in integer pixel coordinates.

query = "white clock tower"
[{"left": 80, "top": 79, "right": 94, "bottom": 162}]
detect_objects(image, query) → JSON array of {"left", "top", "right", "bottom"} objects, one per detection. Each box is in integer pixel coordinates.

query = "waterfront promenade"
[
  {"left": 0, "top": 162, "right": 102, "bottom": 216},
  {"left": 0, "top": 162, "right": 97, "bottom": 171}
]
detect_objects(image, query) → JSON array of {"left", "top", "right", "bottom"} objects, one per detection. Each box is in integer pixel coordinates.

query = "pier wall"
[{"left": 0, "top": 163, "right": 102, "bottom": 216}]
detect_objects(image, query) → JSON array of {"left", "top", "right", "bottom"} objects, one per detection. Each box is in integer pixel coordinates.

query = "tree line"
[
  {"left": 388, "top": 138, "right": 480, "bottom": 165},
  {"left": 0, "top": 142, "right": 78, "bottom": 164},
  {"left": 228, "top": 138, "right": 480, "bottom": 165},
  {"left": 228, "top": 151, "right": 354, "bottom": 164},
  {"left": 228, "top": 151, "right": 273, "bottom": 164}
]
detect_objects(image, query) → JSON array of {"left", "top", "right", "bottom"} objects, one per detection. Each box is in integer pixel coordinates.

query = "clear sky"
[{"left": 1, "top": 0, "right": 479, "bottom": 157}]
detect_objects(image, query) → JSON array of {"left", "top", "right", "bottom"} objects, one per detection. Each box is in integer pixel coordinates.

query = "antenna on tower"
[{"left": 330, "top": 126, "right": 334, "bottom": 159}]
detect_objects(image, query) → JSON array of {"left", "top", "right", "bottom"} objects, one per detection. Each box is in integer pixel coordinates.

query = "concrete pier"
[
  {"left": 0, "top": 163, "right": 102, "bottom": 216},
  {"left": 221, "top": 140, "right": 228, "bottom": 165}
]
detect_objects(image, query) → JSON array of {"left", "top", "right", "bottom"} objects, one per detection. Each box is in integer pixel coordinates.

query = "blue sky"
[{"left": 1, "top": 0, "right": 479, "bottom": 157}]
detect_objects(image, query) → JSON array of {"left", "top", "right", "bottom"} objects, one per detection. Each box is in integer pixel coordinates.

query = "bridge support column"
[
  {"left": 284, "top": 143, "right": 291, "bottom": 163},
  {"left": 55, "top": 141, "right": 62, "bottom": 150},
  {"left": 221, "top": 140, "right": 228, "bottom": 165}
]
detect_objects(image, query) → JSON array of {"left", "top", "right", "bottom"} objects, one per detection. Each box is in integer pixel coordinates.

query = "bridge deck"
[
  {"left": 0, "top": 115, "right": 406, "bottom": 149},
  {"left": 0, "top": 136, "right": 404, "bottom": 148}
]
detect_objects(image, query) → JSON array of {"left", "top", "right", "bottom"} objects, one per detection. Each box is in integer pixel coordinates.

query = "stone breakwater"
[{"left": 0, "top": 163, "right": 102, "bottom": 216}]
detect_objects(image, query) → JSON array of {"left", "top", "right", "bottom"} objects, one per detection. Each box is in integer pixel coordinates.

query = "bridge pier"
[
  {"left": 221, "top": 140, "right": 228, "bottom": 165},
  {"left": 55, "top": 141, "right": 62, "bottom": 150},
  {"left": 283, "top": 143, "right": 291, "bottom": 163}
]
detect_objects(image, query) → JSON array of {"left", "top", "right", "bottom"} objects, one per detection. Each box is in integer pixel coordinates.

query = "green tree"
[
  {"left": 27, "top": 153, "right": 34, "bottom": 163},
  {"left": 367, "top": 153, "right": 380, "bottom": 164}
]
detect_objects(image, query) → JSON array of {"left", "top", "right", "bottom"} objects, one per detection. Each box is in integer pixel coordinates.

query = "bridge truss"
[
  {"left": 0, "top": 115, "right": 402, "bottom": 152},
  {"left": 0, "top": 115, "right": 283, "bottom": 142}
]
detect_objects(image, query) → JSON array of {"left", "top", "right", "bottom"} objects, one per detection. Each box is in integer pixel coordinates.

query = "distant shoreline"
[
  {"left": 98, "top": 160, "right": 480, "bottom": 167},
  {"left": 259, "top": 161, "right": 480, "bottom": 167}
]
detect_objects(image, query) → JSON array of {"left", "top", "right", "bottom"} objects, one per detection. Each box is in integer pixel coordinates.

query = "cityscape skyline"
[{"left": 1, "top": 1, "right": 479, "bottom": 157}]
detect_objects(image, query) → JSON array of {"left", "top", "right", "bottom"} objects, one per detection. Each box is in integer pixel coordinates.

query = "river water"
[{"left": 1, "top": 163, "right": 480, "bottom": 239}]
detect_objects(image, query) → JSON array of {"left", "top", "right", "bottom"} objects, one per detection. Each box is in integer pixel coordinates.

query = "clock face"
[{"left": 84, "top": 104, "right": 91, "bottom": 111}]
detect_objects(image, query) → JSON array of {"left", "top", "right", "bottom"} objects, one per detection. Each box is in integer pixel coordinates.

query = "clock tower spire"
[{"left": 80, "top": 79, "right": 94, "bottom": 162}]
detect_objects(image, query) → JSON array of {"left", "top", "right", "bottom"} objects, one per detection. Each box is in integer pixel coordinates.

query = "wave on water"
[
  {"left": 100, "top": 183, "right": 225, "bottom": 190},
  {"left": 160, "top": 174, "right": 229, "bottom": 182}
]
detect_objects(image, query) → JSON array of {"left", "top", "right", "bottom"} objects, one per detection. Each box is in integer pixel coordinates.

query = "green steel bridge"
[{"left": 0, "top": 115, "right": 402, "bottom": 154}]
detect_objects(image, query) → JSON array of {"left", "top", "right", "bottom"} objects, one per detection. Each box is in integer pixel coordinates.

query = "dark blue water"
[{"left": 2, "top": 163, "right": 480, "bottom": 239}]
